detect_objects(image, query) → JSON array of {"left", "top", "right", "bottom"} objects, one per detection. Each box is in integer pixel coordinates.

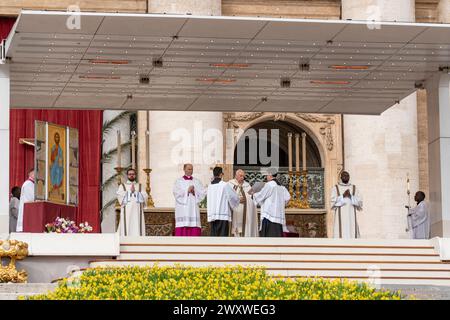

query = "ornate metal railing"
[{"left": 239, "top": 167, "right": 325, "bottom": 209}]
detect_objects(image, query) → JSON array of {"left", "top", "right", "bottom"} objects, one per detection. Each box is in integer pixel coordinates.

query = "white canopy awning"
[{"left": 4, "top": 10, "right": 450, "bottom": 114}]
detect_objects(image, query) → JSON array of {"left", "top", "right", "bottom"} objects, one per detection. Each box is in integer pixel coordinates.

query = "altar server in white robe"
[
  {"left": 251, "top": 168, "right": 290, "bottom": 237},
  {"left": 9, "top": 187, "right": 21, "bottom": 233},
  {"left": 228, "top": 169, "right": 258, "bottom": 237},
  {"left": 407, "top": 191, "right": 430, "bottom": 239},
  {"left": 117, "top": 168, "right": 148, "bottom": 236},
  {"left": 330, "top": 171, "right": 363, "bottom": 239},
  {"left": 207, "top": 166, "right": 240, "bottom": 236},
  {"left": 173, "top": 163, "right": 206, "bottom": 236},
  {"left": 16, "top": 169, "right": 35, "bottom": 232}
]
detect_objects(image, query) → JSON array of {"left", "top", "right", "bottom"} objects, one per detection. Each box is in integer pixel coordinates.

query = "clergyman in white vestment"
[
  {"left": 173, "top": 163, "right": 206, "bottom": 236},
  {"left": 207, "top": 166, "right": 240, "bottom": 237},
  {"left": 16, "top": 169, "right": 35, "bottom": 232},
  {"left": 117, "top": 169, "right": 148, "bottom": 236},
  {"left": 330, "top": 171, "right": 363, "bottom": 239},
  {"left": 251, "top": 168, "right": 290, "bottom": 237},
  {"left": 407, "top": 191, "right": 430, "bottom": 239},
  {"left": 228, "top": 169, "right": 258, "bottom": 237}
]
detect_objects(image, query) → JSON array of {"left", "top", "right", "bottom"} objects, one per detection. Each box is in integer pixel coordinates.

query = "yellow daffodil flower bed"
[{"left": 27, "top": 265, "right": 404, "bottom": 300}]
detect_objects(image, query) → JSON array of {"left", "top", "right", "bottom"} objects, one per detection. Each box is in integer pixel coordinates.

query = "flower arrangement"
[
  {"left": 45, "top": 217, "right": 93, "bottom": 234},
  {"left": 26, "top": 265, "right": 406, "bottom": 300}
]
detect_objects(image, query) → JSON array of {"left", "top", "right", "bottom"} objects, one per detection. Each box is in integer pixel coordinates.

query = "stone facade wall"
[
  {"left": 0, "top": 0, "right": 146, "bottom": 16},
  {"left": 341, "top": 0, "right": 420, "bottom": 239},
  {"left": 416, "top": 0, "right": 439, "bottom": 22},
  {"left": 417, "top": 90, "right": 429, "bottom": 197},
  {"left": 0, "top": 0, "right": 439, "bottom": 19},
  {"left": 222, "top": 0, "right": 341, "bottom": 19}
]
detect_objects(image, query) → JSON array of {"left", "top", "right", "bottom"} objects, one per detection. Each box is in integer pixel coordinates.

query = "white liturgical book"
[{"left": 249, "top": 182, "right": 265, "bottom": 194}]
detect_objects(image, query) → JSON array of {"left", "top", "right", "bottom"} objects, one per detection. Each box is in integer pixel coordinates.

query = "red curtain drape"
[
  {"left": 10, "top": 110, "right": 103, "bottom": 232},
  {"left": 3, "top": 17, "right": 103, "bottom": 232},
  {"left": 0, "top": 17, "right": 15, "bottom": 39}
]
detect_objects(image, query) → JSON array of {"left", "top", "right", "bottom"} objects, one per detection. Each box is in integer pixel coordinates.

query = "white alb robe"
[
  {"left": 207, "top": 181, "right": 240, "bottom": 222},
  {"left": 228, "top": 179, "right": 258, "bottom": 237},
  {"left": 408, "top": 201, "right": 430, "bottom": 239},
  {"left": 173, "top": 177, "right": 206, "bottom": 228},
  {"left": 331, "top": 183, "right": 363, "bottom": 239},
  {"left": 117, "top": 180, "right": 148, "bottom": 236},
  {"left": 16, "top": 179, "right": 35, "bottom": 232},
  {"left": 9, "top": 197, "right": 19, "bottom": 233},
  {"left": 253, "top": 180, "right": 290, "bottom": 232}
]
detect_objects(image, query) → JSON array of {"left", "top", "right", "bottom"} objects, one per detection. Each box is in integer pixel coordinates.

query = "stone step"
[
  {"left": 380, "top": 285, "right": 450, "bottom": 300},
  {"left": 119, "top": 245, "right": 437, "bottom": 255},
  {"left": 0, "top": 283, "right": 57, "bottom": 294},
  {"left": 93, "top": 259, "right": 450, "bottom": 270},
  {"left": 119, "top": 236, "right": 435, "bottom": 247},
  {"left": 0, "top": 283, "right": 57, "bottom": 300},
  {"left": 0, "top": 293, "right": 50, "bottom": 300},
  {"left": 116, "top": 252, "right": 442, "bottom": 262}
]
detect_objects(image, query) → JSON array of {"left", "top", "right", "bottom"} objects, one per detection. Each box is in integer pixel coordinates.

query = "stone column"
[
  {"left": 100, "top": 111, "right": 131, "bottom": 233},
  {"left": 438, "top": 0, "right": 450, "bottom": 23},
  {"left": 0, "top": 63, "right": 10, "bottom": 234},
  {"left": 148, "top": 0, "right": 221, "bottom": 15},
  {"left": 416, "top": 90, "right": 429, "bottom": 196},
  {"left": 431, "top": 0, "right": 450, "bottom": 237},
  {"left": 341, "top": 0, "right": 418, "bottom": 239},
  {"left": 342, "top": 0, "right": 415, "bottom": 22},
  {"left": 425, "top": 73, "right": 450, "bottom": 237},
  {"left": 147, "top": 0, "right": 223, "bottom": 207},
  {"left": 137, "top": 110, "right": 148, "bottom": 176}
]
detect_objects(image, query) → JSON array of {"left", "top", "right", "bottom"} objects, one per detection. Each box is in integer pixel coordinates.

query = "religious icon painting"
[
  {"left": 47, "top": 123, "right": 67, "bottom": 204},
  {"left": 35, "top": 121, "right": 47, "bottom": 201},
  {"left": 35, "top": 120, "right": 46, "bottom": 141},
  {"left": 36, "top": 141, "right": 45, "bottom": 160},
  {"left": 69, "top": 186, "right": 78, "bottom": 206},
  {"left": 36, "top": 178, "right": 45, "bottom": 201},
  {"left": 68, "top": 127, "right": 79, "bottom": 205},
  {"left": 69, "top": 166, "right": 79, "bottom": 205},
  {"left": 35, "top": 160, "right": 46, "bottom": 200},
  {"left": 69, "top": 167, "right": 78, "bottom": 186}
]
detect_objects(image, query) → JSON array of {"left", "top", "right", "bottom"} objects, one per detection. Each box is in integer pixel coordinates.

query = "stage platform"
[{"left": 4, "top": 233, "right": 450, "bottom": 286}]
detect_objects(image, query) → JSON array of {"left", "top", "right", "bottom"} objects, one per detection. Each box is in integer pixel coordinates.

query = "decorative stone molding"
[
  {"left": 295, "top": 113, "right": 335, "bottom": 151},
  {"left": 224, "top": 112, "right": 336, "bottom": 152},
  {"left": 274, "top": 113, "right": 287, "bottom": 121},
  {"left": 223, "top": 112, "right": 265, "bottom": 125}
]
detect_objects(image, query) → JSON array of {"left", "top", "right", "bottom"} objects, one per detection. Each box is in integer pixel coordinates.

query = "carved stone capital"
[{"left": 295, "top": 113, "right": 335, "bottom": 151}]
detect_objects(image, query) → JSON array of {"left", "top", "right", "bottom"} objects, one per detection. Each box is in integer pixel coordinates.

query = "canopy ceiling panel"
[{"left": 5, "top": 11, "right": 450, "bottom": 115}]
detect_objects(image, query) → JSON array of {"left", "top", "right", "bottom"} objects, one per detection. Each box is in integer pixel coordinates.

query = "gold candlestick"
[
  {"left": 295, "top": 170, "right": 301, "bottom": 207},
  {"left": 298, "top": 170, "right": 310, "bottom": 209},
  {"left": 143, "top": 168, "right": 154, "bottom": 208},
  {"left": 114, "top": 167, "right": 124, "bottom": 218},
  {"left": 287, "top": 170, "right": 296, "bottom": 208}
]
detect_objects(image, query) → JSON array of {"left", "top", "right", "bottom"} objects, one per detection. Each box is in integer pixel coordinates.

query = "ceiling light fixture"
[
  {"left": 329, "top": 65, "right": 369, "bottom": 70},
  {"left": 210, "top": 63, "right": 250, "bottom": 68},
  {"left": 280, "top": 78, "right": 291, "bottom": 88},
  {"left": 196, "top": 78, "right": 236, "bottom": 84},
  {"left": 89, "top": 59, "right": 129, "bottom": 65},
  {"left": 79, "top": 75, "right": 121, "bottom": 80},
  {"left": 310, "top": 80, "right": 350, "bottom": 85}
]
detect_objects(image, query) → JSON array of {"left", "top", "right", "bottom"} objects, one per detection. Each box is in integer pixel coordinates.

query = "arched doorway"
[{"left": 233, "top": 120, "right": 325, "bottom": 209}]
